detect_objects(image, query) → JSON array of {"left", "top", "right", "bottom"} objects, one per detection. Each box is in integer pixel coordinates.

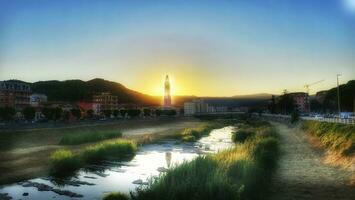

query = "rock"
[
  {"left": 132, "top": 179, "right": 148, "bottom": 185},
  {"left": 132, "top": 179, "right": 143, "bottom": 184},
  {"left": 21, "top": 181, "right": 83, "bottom": 198},
  {"left": 84, "top": 176, "right": 97, "bottom": 179},
  {"left": 157, "top": 167, "right": 168, "bottom": 173},
  {"left": 0, "top": 193, "right": 12, "bottom": 200},
  {"left": 22, "top": 193, "right": 29, "bottom": 196}
]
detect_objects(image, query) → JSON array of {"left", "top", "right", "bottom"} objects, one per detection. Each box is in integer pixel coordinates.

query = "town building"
[
  {"left": 289, "top": 92, "right": 309, "bottom": 113},
  {"left": 183, "top": 99, "right": 209, "bottom": 116},
  {"left": 30, "top": 93, "right": 48, "bottom": 107},
  {"left": 93, "top": 92, "right": 118, "bottom": 114},
  {"left": 0, "top": 80, "right": 31, "bottom": 110},
  {"left": 184, "top": 102, "right": 196, "bottom": 116}
]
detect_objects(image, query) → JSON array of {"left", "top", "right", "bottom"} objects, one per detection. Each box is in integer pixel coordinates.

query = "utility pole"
[{"left": 337, "top": 74, "right": 341, "bottom": 116}]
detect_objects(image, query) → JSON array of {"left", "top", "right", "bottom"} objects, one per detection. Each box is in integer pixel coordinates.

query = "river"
[{"left": 0, "top": 126, "right": 235, "bottom": 200}]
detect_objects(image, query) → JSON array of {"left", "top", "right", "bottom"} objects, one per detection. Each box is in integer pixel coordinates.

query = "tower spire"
[{"left": 164, "top": 75, "right": 171, "bottom": 107}]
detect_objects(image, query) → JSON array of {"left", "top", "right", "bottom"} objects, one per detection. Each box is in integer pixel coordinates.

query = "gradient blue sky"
[{"left": 0, "top": 0, "right": 354, "bottom": 96}]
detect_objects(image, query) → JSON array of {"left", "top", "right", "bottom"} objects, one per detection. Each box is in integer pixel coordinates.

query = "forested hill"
[
  {"left": 31, "top": 78, "right": 160, "bottom": 105},
  {"left": 323, "top": 80, "right": 355, "bottom": 112}
]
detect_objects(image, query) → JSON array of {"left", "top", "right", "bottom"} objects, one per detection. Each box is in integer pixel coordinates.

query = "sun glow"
[{"left": 343, "top": 0, "right": 355, "bottom": 13}]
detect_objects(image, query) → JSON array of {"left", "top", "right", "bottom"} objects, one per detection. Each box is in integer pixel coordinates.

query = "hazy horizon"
[{"left": 1, "top": 0, "right": 354, "bottom": 96}]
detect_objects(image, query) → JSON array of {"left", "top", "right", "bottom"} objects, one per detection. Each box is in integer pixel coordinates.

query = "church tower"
[{"left": 164, "top": 75, "right": 171, "bottom": 107}]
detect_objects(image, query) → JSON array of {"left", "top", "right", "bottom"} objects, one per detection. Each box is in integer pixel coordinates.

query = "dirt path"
[{"left": 270, "top": 122, "right": 355, "bottom": 200}]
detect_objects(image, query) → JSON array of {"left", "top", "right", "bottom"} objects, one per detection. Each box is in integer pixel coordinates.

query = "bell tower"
[{"left": 164, "top": 75, "right": 171, "bottom": 107}]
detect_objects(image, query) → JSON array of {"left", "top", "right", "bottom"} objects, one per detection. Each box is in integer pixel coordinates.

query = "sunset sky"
[{"left": 0, "top": 0, "right": 354, "bottom": 96}]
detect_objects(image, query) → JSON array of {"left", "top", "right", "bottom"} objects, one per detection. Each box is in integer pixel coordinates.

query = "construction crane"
[{"left": 304, "top": 80, "right": 324, "bottom": 94}]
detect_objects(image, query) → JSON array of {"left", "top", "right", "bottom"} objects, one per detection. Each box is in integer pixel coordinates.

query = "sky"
[{"left": 0, "top": 0, "right": 354, "bottom": 96}]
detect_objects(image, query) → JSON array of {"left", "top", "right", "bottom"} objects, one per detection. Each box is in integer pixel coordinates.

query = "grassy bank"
[
  {"left": 127, "top": 121, "right": 279, "bottom": 200},
  {"left": 302, "top": 121, "right": 355, "bottom": 156},
  {"left": 171, "top": 122, "right": 228, "bottom": 142},
  {"left": 59, "top": 130, "right": 122, "bottom": 145},
  {"left": 50, "top": 140, "right": 137, "bottom": 176}
]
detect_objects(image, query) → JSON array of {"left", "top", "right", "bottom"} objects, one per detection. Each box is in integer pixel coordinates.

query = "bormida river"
[{"left": 0, "top": 126, "right": 235, "bottom": 200}]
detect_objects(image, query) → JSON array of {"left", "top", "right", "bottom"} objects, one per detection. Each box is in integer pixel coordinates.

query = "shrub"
[
  {"left": 232, "top": 130, "right": 254, "bottom": 143},
  {"left": 60, "top": 131, "right": 123, "bottom": 145},
  {"left": 290, "top": 111, "right": 299, "bottom": 124},
  {"left": 50, "top": 149, "right": 82, "bottom": 176},
  {"left": 103, "top": 192, "right": 130, "bottom": 200}
]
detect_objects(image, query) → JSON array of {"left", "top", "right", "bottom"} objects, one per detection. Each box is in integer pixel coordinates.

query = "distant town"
[{"left": 0, "top": 77, "right": 354, "bottom": 125}]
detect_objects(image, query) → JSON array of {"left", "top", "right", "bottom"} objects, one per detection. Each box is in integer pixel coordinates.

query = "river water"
[{"left": 0, "top": 126, "right": 235, "bottom": 200}]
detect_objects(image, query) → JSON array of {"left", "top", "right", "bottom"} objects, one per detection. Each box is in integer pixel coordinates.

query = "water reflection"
[{"left": 0, "top": 126, "right": 235, "bottom": 200}]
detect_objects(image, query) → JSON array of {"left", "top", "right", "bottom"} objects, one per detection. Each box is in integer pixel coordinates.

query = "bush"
[
  {"left": 290, "top": 111, "right": 299, "bottom": 124},
  {"left": 50, "top": 150, "right": 82, "bottom": 176},
  {"left": 232, "top": 130, "right": 254, "bottom": 143},
  {"left": 103, "top": 192, "right": 130, "bottom": 200},
  {"left": 60, "top": 131, "right": 122, "bottom": 145}
]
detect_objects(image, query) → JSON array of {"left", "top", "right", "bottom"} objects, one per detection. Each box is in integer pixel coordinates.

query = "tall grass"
[
  {"left": 130, "top": 120, "right": 279, "bottom": 200},
  {"left": 83, "top": 140, "right": 137, "bottom": 163},
  {"left": 103, "top": 192, "right": 130, "bottom": 200},
  {"left": 50, "top": 149, "right": 82, "bottom": 176},
  {"left": 59, "top": 131, "right": 122, "bottom": 145},
  {"left": 50, "top": 140, "right": 137, "bottom": 177},
  {"left": 302, "top": 121, "right": 355, "bottom": 156},
  {"left": 175, "top": 123, "right": 225, "bottom": 142}
]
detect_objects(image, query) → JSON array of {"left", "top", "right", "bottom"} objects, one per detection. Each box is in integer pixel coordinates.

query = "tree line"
[{"left": 0, "top": 106, "right": 178, "bottom": 122}]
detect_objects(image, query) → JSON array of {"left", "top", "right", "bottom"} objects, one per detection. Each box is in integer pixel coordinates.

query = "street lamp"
[{"left": 337, "top": 74, "right": 341, "bottom": 117}]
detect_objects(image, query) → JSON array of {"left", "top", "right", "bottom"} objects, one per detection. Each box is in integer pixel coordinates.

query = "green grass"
[
  {"left": 50, "top": 149, "right": 83, "bottom": 176},
  {"left": 59, "top": 131, "right": 123, "bottom": 145},
  {"left": 103, "top": 192, "right": 130, "bottom": 200},
  {"left": 302, "top": 121, "right": 355, "bottom": 156},
  {"left": 83, "top": 140, "right": 137, "bottom": 163},
  {"left": 50, "top": 140, "right": 137, "bottom": 177},
  {"left": 130, "top": 120, "right": 279, "bottom": 200},
  {"left": 173, "top": 122, "right": 226, "bottom": 142}
]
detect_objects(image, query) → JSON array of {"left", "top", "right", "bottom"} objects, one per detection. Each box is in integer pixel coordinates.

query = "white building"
[
  {"left": 184, "top": 99, "right": 209, "bottom": 116},
  {"left": 184, "top": 102, "right": 196, "bottom": 116},
  {"left": 30, "top": 93, "right": 47, "bottom": 107}
]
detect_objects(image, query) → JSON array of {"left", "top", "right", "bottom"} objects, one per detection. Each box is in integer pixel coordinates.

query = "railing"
[{"left": 256, "top": 113, "right": 355, "bottom": 125}]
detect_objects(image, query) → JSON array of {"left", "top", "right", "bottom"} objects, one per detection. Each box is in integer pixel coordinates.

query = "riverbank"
[
  {"left": 0, "top": 118, "right": 203, "bottom": 185},
  {"left": 128, "top": 120, "right": 279, "bottom": 200},
  {"left": 270, "top": 122, "right": 355, "bottom": 200},
  {"left": 0, "top": 123, "right": 236, "bottom": 199}
]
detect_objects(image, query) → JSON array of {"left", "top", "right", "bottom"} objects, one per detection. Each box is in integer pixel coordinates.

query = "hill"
[
  {"left": 31, "top": 78, "right": 160, "bottom": 105},
  {"left": 323, "top": 80, "right": 355, "bottom": 112}
]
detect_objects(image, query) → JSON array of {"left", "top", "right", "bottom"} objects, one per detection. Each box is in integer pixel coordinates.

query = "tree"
[
  {"left": 103, "top": 110, "right": 112, "bottom": 118},
  {"left": 113, "top": 109, "right": 120, "bottom": 118},
  {"left": 143, "top": 108, "right": 151, "bottom": 117},
  {"left": 23, "top": 106, "right": 36, "bottom": 121},
  {"left": 53, "top": 107, "right": 63, "bottom": 121},
  {"left": 63, "top": 111, "right": 70, "bottom": 121},
  {"left": 127, "top": 109, "right": 141, "bottom": 118},
  {"left": 120, "top": 109, "right": 127, "bottom": 118},
  {"left": 87, "top": 109, "right": 94, "bottom": 119},
  {"left": 70, "top": 108, "right": 81, "bottom": 119},
  {"left": 0, "top": 106, "right": 16, "bottom": 121},
  {"left": 42, "top": 107, "right": 54, "bottom": 120},
  {"left": 277, "top": 94, "right": 295, "bottom": 114},
  {"left": 291, "top": 111, "right": 300, "bottom": 124}
]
